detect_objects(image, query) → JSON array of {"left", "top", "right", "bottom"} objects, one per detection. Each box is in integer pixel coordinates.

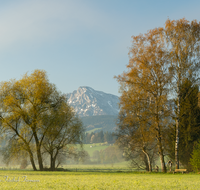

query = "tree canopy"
[
  {"left": 116, "top": 18, "right": 200, "bottom": 172},
  {"left": 0, "top": 70, "right": 84, "bottom": 171}
]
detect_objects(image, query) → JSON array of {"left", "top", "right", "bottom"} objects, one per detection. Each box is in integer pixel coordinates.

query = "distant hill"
[
  {"left": 81, "top": 115, "right": 118, "bottom": 133},
  {"left": 66, "top": 86, "right": 119, "bottom": 117}
]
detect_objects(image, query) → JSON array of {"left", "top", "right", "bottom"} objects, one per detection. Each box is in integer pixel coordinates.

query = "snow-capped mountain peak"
[{"left": 66, "top": 86, "right": 119, "bottom": 117}]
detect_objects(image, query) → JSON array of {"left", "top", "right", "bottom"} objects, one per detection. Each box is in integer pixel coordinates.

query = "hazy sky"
[{"left": 0, "top": 0, "right": 200, "bottom": 96}]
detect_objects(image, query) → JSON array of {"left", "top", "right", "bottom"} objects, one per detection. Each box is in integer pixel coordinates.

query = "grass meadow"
[
  {"left": 0, "top": 144, "right": 199, "bottom": 189},
  {"left": 82, "top": 143, "right": 109, "bottom": 157},
  {"left": 1, "top": 143, "right": 197, "bottom": 189},
  {"left": 0, "top": 170, "right": 199, "bottom": 190}
]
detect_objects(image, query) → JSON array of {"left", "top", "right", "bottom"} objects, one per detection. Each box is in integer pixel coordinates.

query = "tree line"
[
  {"left": 115, "top": 18, "right": 200, "bottom": 172},
  {"left": 91, "top": 146, "right": 124, "bottom": 165},
  {"left": 67, "top": 145, "right": 124, "bottom": 165},
  {"left": 82, "top": 131, "right": 116, "bottom": 144}
]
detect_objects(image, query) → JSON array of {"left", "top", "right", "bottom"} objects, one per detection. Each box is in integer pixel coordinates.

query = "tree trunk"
[
  {"left": 24, "top": 142, "right": 37, "bottom": 171},
  {"left": 33, "top": 130, "right": 44, "bottom": 171},
  {"left": 158, "top": 142, "right": 166, "bottom": 173},
  {"left": 175, "top": 118, "right": 179, "bottom": 169},
  {"left": 142, "top": 149, "right": 152, "bottom": 172},
  {"left": 50, "top": 154, "right": 53, "bottom": 170},
  {"left": 175, "top": 75, "right": 181, "bottom": 169},
  {"left": 29, "top": 153, "right": 37, "bottom": 171},
  {"left": 156, "top": 123, "right": 166, "bottom": 173},
  {"left": 50, "top": 150, "right": 59, "bottom": 171},
  {"left": 52, "top": 151, "right": 59, "bottom": 170},
  {"left": 155, "top": 98, "right": 166, "bottom": 173},
  {"left": 50, "top": 154, "right": 55, "bottom": 171},
  {"left": 36, "top": 144, "right": 43, "bottom": 171}
]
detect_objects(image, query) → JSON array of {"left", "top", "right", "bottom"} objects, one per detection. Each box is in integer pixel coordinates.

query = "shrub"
[{"left": 190, "top": 142, "right": 200, "bottom": 171}]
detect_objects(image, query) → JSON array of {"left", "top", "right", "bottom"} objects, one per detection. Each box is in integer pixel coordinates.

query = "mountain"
[{"left": 66, "top": 86, "right": 119, "bottom": 117}]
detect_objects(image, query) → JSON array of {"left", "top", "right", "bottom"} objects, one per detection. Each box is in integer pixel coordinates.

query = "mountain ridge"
[{"left": 66, "top": 86, "right": 119, "bottom": 117}]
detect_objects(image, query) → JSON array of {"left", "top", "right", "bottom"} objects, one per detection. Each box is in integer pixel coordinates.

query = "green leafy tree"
[
  {"left": 93, "top": 150, "right": 100, "bottom": 163},
  {"left": 164, "top": 19, "right": 200, "bottom": 169},
  {"left": 167, "top": 79, "right": 200, "bottom": 169},
  {"left": 190, "top": 141, "right": 200, "bottom": 171}
]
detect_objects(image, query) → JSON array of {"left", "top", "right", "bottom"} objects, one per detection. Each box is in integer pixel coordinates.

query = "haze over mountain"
[{"left": 66, "top": 86, "right": 119, "bottom": 117}]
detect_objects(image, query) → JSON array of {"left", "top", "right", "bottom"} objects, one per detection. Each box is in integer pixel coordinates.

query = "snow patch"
[
  {"left": 82, "top": 88, "right": 86, "bottom": 93},
  {"left": 108, "top": 101, "right": 113, "bottom": 107}
]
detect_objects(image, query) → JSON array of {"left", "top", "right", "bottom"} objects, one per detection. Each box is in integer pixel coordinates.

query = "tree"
[
  {"left": 163, "top": 18, "right": 200, "bottom": 169},
  {"left": 116, "top": 18, "right": 200, "bottom": 171},
  {"left": 1, "top": 136, "right": 30, "bottom": 168},
  {"left": 115, "top": 27, "right": 172, "bottom": 172},
  {"left": 0, "top": 70, "right": 83, "bottom": 171},
  {"left": 190, "top": 141, "right": 200, "bottom": 172},
  {"left": 167, "top": 78, "right": 200, "bottom": 169},
  {"left": 93, "top": 150, "right": 100, "bottom": 163},
  {"left": 116, "top": 94, "right": 156, "bottom": 172},
  {"left": 42, "top": 99, "right": 83, "bottom": 171},
  {"left": 103, "top": 145, "right": 123, "bottom": 164}
]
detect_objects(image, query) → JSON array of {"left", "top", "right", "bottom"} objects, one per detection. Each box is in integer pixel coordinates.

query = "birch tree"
[
  {"left": 163, "top": 19, "right": 200, "bottom": 169},
  {"left": 116, "top": 28, "right": 172, "bottom": 172},
  {"left": 166, "top": 78, "right": 200, "bottom": 169}
]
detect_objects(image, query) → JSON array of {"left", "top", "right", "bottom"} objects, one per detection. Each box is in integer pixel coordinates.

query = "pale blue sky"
[{"left": 0, "top": 0, "right": 200, "bottom": 96}]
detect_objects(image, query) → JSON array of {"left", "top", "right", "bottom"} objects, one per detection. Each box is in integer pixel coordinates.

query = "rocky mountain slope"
[{"left": 66, "top": 86, "right": 119, "bottom": 117}]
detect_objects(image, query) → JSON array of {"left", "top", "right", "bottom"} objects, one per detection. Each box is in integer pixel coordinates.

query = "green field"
[
  {"left": 0, "top": 144, "right": 198, "bottom": 189},
  {"left": 0, "top": 170, "right": 199, "bottom": 190},
  {"left": 83, "top": 143, "right": 111, "bottom": 157},
  {"left": 63, "top": 163, "right": 131, "bottom": 172}
]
